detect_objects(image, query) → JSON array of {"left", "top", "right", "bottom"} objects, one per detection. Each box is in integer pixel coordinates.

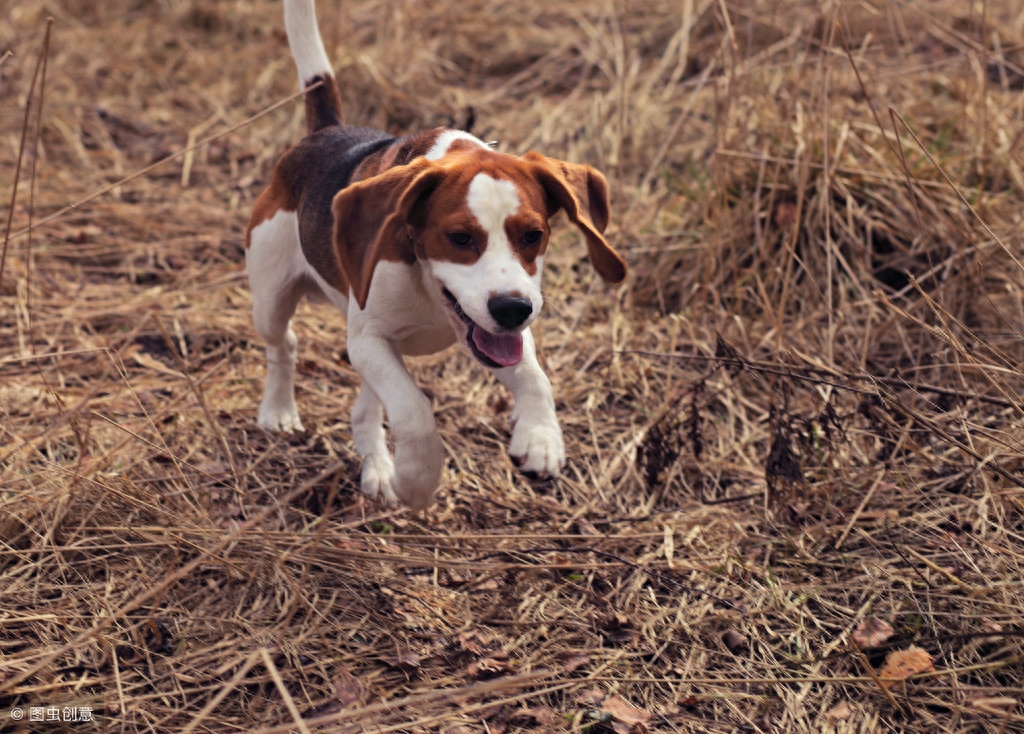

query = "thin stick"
[
  {"left": 259, "top": 648, "right": 313, "bottom": 734},
  {"left": 180, "top": 649, "right": 263, "bottom": 734},
  {"left": 849, "top": 637, "right": 904, "bottom": 711},
  {"left": 888, "top": 106, "right": 1024, "bottom": 275},
  {"left": 25, "top": 19, "right": 53, "bottom": 346},
  {"left": 835, "top": 471, "right": 885, "bottom": 550},
  {"left": 261, "top": 671, "right": 558, "bottom": 733},
  {"left": 4, "top": 83, "right": 321, "bottom": 245},
  {"left": 836, "top": 15, "right": 922, "bottom": 226},
  {"left": 1, "top": 18, "right": 54, "bottom": 290}
]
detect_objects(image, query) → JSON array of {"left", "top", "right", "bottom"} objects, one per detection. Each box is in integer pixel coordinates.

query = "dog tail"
[{"left": 284, "top": 0, "right": 343, "bottom": 134}]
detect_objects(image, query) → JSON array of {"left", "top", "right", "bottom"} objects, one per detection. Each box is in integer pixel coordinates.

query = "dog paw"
[
  {"left": 361, "top": 453, "right": 399, "bottom": 505},
  {"left": 257, "top": 402, "right": 305, "bottom": 433},
  {"left": 509, "top": 422, "right": 565, "bottom": 478},
  {"left": 389, "top": 432, "right": 444, "bottom": 509}
]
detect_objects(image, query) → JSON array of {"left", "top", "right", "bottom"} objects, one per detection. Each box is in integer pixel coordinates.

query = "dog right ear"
[
  {"left": 332, "top": 159, "right": 445, "bottom": 310},
  {"left": 523, "top": 152, "right": 626, "bottom": 285}
]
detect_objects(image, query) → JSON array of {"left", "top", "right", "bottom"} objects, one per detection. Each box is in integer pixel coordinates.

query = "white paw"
[
  {"left": 390, "top": 432, "right": 444, "bottom": 509},
  {"left": 257, "top": 401, "right": 305, "bottom": 432},
  {"left": 509, "top": 421, "right": 565, "bottom": 477},
  {"left": 360, "top": 453, "right": 399, "bottom": 505}
]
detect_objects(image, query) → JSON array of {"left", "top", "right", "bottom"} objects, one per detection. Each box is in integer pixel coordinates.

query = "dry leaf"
[
  {"left": 852, "top": 616, "right": 894, "bottom": 648},
  {"left": 132, "top": 350, "right": 184, "bottom": 377},
  {"left": 380, "top": 648, "right": 421, "bottom": 672},
  {"left": 467, "top": 655, "right": 513, "bottom": 679},
  {"left": 600, "top": 694, "right": 653, "bottom": 727},
  {"left": 980, "top": 617, "right": 1004, "bottom": 634},
  {"left": 599, "top": 611, "right": 635, "bottom": 645},
  {"left": 331, "top": 665, "right": 368, "bottom": 708},
  {"left": 142, "top": 617, "right": 174, "bottom": 655},
  {"left": 774, "top": 201, "right": 798, "bottom": 229},
  {"left": 331, "top": 538, "right": 366, "bottom": 551},
  {"left": 877, "top": 646, "right": 934, "bottom": 689},
  {"left": 509, "top": 706, "right": 555, "bottom": 726},
  {"left": 722, "top": 629, "right": 748, "bottom": 654},
  {"left": 575, "top": 519, "right": 601, "bottom": 536},
  {"left": 579, "top": 690, "right": 652, "bottom": 734},
  {"left": 562, "top": 652, "right": 590, "bottom": 673},
  {"left": 824, "top": 700, "right": 855, "bottom": 721},
  {"left": 458, "top": 629, "right": 489, "bottom": 655},
  {"left": 578, "top": 688, "right": 606, "bottom": 707}
]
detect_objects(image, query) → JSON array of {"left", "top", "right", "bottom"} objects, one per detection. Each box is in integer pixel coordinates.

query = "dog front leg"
[
  {"left": 493, "top": 328, "right": 566, "bottom": 477},
  {"left": 351, "top": 384, "right": 398, "bottom": 505},
  {"left": 348, "top": 333, "right": 443, "bottom": 509}
]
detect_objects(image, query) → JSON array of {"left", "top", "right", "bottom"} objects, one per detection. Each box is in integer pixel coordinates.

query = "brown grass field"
[{"left": 3, "top": 0, "right": 1024, "bottom": 731}]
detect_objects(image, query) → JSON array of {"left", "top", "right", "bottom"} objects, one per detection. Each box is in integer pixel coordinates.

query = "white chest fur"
[{"left": 348, "top": 260, "right": 457, "bottom": 357}]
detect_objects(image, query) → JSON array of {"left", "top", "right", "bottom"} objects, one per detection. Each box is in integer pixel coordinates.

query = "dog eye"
[
  {"left": 448, "top": 232, "right": 474, "bottom": 248},
  {"left": 523, "top": 230, "right": 543, "bottom": 246}
]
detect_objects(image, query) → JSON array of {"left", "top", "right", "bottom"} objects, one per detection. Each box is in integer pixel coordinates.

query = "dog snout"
[{"left": 487, "top": 294, "right": 533, "bottom": 330}]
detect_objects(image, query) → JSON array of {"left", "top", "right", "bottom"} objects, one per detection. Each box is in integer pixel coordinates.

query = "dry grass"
[{"left": 2, "top": 0, "right": 1024, "bottom": 731}]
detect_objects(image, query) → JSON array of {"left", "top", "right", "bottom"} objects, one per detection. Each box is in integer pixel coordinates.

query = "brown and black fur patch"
[{"left": 303, "top": 73, "right": 343, "bottom": 135}]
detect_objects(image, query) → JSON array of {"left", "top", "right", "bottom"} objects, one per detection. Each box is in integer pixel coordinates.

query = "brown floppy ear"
[
  {"left": 332, "top": 159, "right": 445, "bottom": 309},
  {"left": 523, "top": 151, "right": 626, "bottom": 284}
]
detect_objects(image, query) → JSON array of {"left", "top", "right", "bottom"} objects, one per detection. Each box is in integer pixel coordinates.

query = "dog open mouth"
[{"left": 443, "top": 289, "right": 523, "bottom": 368}]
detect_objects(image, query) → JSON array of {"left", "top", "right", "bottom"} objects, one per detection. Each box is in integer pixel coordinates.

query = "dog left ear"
[
  {"left": 524, "top": 151, "right": 626, "bottom": 284},
  {"left": 332, "top": 159, "right": 445, "bottom": 309}
]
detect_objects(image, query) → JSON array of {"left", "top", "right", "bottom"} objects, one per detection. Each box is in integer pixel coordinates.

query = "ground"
[{"left": 2, "top": 0, "right": 1024, "bottom": 732}]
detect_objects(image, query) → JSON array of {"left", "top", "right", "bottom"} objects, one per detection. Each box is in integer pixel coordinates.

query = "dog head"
[{"left": 331, "top": 148, "right": 626, "bottom": 368}]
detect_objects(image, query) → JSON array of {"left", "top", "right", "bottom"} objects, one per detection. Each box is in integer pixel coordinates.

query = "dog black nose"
[{"left": 487, "top": 294, "right": 533, "bottom": 330}]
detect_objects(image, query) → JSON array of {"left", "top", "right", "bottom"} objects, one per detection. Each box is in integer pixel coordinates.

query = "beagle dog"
[{"left": 245, "top": 0, "right": 626, "bottom": 508}]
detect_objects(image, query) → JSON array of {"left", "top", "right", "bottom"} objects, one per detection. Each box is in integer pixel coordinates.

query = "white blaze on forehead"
[
  {"left": 424, "top": 130, "right": 489, "bottom": 161},
  {"left": 467, "top": 173, "right": 521, "bottom": 235}
]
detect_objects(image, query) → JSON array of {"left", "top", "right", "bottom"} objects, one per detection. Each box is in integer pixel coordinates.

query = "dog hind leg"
[{"left": 247, "top": 214, "right": 307, "bottom": 433}]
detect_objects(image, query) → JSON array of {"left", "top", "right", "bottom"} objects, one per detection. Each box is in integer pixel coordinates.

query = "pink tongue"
[{"left": 472, "top": 327, "right": 523, "bottom": 366}]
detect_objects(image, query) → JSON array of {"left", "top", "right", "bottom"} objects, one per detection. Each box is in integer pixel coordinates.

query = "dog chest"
[{"left": 355, "top": 260, "right": 458, "bottom": 357}]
